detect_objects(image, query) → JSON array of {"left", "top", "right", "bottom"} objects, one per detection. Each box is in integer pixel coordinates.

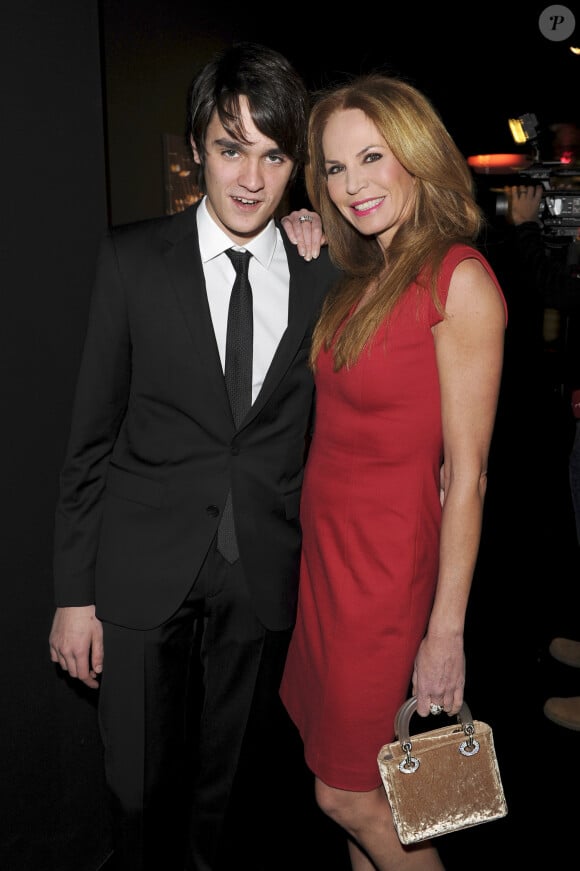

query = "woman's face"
[{"left": 322, "top": 108, "right": 416, "bottom": 250}]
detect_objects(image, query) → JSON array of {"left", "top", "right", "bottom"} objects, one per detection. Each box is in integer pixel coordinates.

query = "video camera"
[
  {"left": 494, "top": 163, "right": 580, "bottom": 238},
  {"left": 468, "top": 113, "right": 580, "bottom": 239}
]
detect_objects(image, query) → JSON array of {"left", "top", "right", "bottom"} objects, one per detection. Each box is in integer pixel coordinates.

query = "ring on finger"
[
  {"left": 298, "top": 215, "right": 313, "bottom": 223},
  {"left": 429, "top": 703, "right": 443, "bottom": 715}
]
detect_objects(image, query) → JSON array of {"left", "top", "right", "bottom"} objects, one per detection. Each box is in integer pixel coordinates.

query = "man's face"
[{"left": 191, "top": 96, "right": 295, "bottom": 244}]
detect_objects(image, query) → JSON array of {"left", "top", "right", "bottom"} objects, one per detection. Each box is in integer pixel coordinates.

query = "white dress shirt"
[{"left": 196, "top": 196, "right": 290, "bottom": 404}]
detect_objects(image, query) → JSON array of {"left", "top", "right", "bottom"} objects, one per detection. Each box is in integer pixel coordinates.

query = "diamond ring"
[
  {"left": 298, "top": 215, "right": 313, "bottom": 223},
  {"left": 429, "top": 703, "right": 443, "bottom": 715}
]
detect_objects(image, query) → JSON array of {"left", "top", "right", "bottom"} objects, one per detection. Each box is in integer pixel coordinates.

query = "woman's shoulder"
[
  {"left": 422, "top": 244, "right": 507, "bottom": 326},
  {"left": 444, "top": 244, "right": 508, "bottom": 324},
  {"left": 442, "top": 242, "right": 492, "bottom": 272}
]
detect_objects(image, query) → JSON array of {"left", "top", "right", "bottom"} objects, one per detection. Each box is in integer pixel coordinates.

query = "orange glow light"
[{"left": 467, "top": 154, "right": 533, "bottom": 174}]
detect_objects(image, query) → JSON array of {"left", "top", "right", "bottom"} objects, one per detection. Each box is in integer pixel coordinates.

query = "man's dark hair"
[{"left": 187, "top": 42, "right": 309, "bottom": 193}]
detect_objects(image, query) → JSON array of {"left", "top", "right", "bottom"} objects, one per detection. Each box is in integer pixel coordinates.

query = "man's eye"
[{"left": 222, "top": 148, "right": 239, "bottom": 158}]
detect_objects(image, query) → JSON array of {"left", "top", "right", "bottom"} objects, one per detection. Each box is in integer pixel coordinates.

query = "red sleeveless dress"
[{"left": 280, "top": 245, "right": 506, "bottom": 790}]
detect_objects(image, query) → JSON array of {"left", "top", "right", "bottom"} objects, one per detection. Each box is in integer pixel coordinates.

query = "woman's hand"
[
  {"left": 412, "top": 632, "right": 466, "bottom": 718},
  {"left": 280, "top": 209, "right": 326, "bottom": 261}
]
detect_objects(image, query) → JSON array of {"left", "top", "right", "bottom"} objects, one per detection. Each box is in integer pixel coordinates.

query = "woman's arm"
[{"left": 412, "top": 258, "right": 506, "bottom": 717}]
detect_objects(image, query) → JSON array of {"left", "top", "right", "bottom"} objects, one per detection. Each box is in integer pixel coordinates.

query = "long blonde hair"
[{"left": 306, "top": 74, "right": 484, "bottom": 370}]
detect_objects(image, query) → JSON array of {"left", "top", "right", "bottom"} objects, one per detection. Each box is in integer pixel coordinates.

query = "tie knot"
[{"left": 225, "top": 248, "right": 252, "bottom": 276}]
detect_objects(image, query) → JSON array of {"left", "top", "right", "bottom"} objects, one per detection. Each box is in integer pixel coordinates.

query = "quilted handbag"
[{"left": 377, "top": 696, "right": 508, "bottom": 845}]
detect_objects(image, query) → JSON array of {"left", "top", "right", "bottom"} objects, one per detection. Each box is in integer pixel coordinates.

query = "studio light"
[{"left": 508, "top": 113, "right": 540, "bottom": 161}]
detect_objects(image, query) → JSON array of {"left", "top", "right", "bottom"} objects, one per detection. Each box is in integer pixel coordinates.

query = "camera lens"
[{"left": 495, "top": 192, "right": 509, "bottom": 217}]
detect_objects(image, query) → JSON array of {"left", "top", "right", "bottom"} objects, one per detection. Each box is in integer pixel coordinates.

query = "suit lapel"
[
  {"left": 247, "top": 233, "right": 315, "bottom": 422},
  {"left": 158, "top": 207, "right": 318, "bottom": 429},
  {"left": 160, "top": 205, "right": 232, "bottom": 422}
]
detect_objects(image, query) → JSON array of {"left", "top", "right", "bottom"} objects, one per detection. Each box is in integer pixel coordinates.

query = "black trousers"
[{"left": 98, "top": 543, "right": 293, "bottom": 871}]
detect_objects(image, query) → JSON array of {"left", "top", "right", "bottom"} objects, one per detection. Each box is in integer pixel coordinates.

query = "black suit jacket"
[{"left": 53, "top": 202, "right": 338, "bottom": 631}]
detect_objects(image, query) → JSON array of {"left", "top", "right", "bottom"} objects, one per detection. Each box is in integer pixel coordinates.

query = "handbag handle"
[
  {"left": 395, "top": 696, "right": 474, "bottom": 745},
  {"left": 394, "top": 697, "right": 479, "bottom": 773}
]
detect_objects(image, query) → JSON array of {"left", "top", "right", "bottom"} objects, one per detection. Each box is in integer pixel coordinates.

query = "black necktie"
[
  {"left": 223, "top": 249, "right": 253, "bottom": 426},
  {"left": 217, "top": 249, "right": 253, "bottom": 562}
]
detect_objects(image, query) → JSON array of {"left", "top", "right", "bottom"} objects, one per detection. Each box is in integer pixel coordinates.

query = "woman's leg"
[{"left": 315, "top": 778, "right": 445, "bottom": 871}]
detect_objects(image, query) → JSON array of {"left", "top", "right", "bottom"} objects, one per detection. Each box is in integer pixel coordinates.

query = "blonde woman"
[{"left": 280, "top": 74, "right": 507, "bottom": 870}]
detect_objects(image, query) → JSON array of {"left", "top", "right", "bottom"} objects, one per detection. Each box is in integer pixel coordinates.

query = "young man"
[{"left": 49, "top": 42, "right": 335, "bottom": 870}]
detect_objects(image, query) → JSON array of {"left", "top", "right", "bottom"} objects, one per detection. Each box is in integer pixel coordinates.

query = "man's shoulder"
[
  {"left": 279, "top": 234, "right": 338, "bottom": 279},
  {"left": 109, "top": 203, "right": 199, "bottom": 246},
  {"left": 304, "top": 247, "right": 340, "bottom": 286}
]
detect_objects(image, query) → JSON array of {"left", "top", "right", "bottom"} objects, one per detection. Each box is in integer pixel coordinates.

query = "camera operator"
[
  {"left": 506, "top": 184, "right": 579, "bottom": 313},
  {"left": 505, "top": 179, "right": 580, "bottom": 730}
]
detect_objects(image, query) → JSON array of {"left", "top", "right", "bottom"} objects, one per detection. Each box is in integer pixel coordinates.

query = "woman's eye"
[{"left": 365, "top": 152, "right": 382, "bottom": 163}]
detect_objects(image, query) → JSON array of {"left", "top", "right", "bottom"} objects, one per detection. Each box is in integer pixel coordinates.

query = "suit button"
[
  {"left": 231, "top": 446, "right": 240, "bottom": 456},
  {"left": 207, "top": 505, "right": 219, "bottom": 517}
]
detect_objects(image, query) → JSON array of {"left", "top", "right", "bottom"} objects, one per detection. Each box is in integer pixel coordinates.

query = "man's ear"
[{"left": 190, "top": 135, "right": 202, "bottom": 166}]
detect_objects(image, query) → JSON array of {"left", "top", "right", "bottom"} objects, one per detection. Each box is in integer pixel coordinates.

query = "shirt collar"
[{"left": 197, "top": 196, "right": 278, "bottom": 269}]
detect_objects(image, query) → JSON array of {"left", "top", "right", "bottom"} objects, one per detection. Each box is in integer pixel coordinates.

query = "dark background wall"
[
  {"left": 101, "top": 1, "right": 580, "bottom": 226},
  {"left": 3, "top": 4, "right": 110, "bottom": 870},
  {"left": 2, "top": 2, "right": 578, "bottom": 869}
]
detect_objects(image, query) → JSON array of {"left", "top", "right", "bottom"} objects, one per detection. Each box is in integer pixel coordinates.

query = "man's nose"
[{"left": 238, "top": 159, "right": 264, "bottom": 191}]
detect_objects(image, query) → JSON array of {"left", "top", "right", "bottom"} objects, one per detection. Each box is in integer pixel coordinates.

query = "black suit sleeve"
[{"left": 53, "top": 232, "right": 131, "bottom": 606}]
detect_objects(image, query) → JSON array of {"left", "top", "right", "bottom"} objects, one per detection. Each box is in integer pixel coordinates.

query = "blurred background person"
[{"left": 503, "top": 121, "right": 580, "bottom": 730}]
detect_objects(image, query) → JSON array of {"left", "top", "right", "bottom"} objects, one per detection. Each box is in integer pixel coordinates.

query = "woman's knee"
[
  {"left": 315, "top": 778, "right": 347, "bottom": 821},
  {"left": 315, "top": 779, "right": 391, "bottom": 831},
  {"left": 314, "top": 778, "right": 372, "bottom": 831}
]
